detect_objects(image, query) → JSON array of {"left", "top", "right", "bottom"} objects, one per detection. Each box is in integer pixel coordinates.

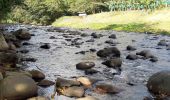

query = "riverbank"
[{"left": 53, "top": 8, "right": 170, "bottom": 35}]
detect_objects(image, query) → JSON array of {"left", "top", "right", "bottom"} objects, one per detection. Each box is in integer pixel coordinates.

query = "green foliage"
[{"left": 0, "top": 0, "right": 169, "bottom": 24}]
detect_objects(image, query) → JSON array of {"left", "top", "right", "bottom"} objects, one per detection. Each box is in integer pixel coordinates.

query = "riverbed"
[{"left": 5, "top": 25, "right": 170, "bottom": 100}]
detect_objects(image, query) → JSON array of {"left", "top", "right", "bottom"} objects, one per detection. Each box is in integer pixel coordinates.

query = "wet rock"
[
  {"left": 97, "top": 47, "right": 121, "bottom": 58},
  {"left": 0, "top": 52, "right": 18, "bottom": 67},
  {"left": 21, "top": 58, "right": 37, "bottom": 62},
  {"left": 49, "top": 36, "right": 56, "bottom": 39},
  {"left": 86, "top": 39, "right": 95, "bottom": 42},
  {"left": 13, "top": 29, "right": 31, "bottom": 40},
  {"left": 85, "top": 69, "right": 98, "bottom": 75},
  {"left": 61, "top": 86, "right": 84, "bottom": 97},
  {"left": 75, "top": 51, "right": 86, "bottom": 55},
  {"left": 27, "top": 96, "right": 49, "bottom": 100},
  {"left": 56, "top": 77, "right": 80, "bottom": 87},
  {"left": 81, "top": 33, "right": 89, "bottom": 37},
  {"left": 158, "top": 40, "right": 167, "bottom": 46},
  {"left": 147, "top": 71, "right": 170, "bottom": 96},
  {"left": 95, "top": 83, "right": 123, "bottom": 94},
  {"left": 105, "top": 40, "right": 117, "bottom": 46},
  {"left": 40, "top": 43, "right": 51, "bottom": 49},
  {"left": 136, "top": 50, "right": 154, "bottom": 59},
  {"left": 8, "top": 42, "right": 17, "bottom": 50},
  {"left": 76, "top": 96, "right": 99, "bottom": 100},
  {"left": 19, "top": 49, "right": 29, "bottom": 54},
  {"left": 22, "top": 42, "right": 32, "bottom": 45},
  {"left": 91, "top": 33, "right": 102, "bottom": 38},
  {"left": 0, "top": 75, "right": 38, "bottom": 100},
  {"left": 3, "top": 33, "right": 18, "bottom": 43},
  {"left": 102, "top": 58, "right": 122, "bottom": 69},
  {"left": 126, "top": 54, "right": 138, "bottom": 60},
  {"left": 28, "top": 70, "right": 45, "bottom": 82},
  {"left": 109, "top": 34, "right": 116, "bottom": 39},
  {"left": 37, "top": 79, "right": 55, "bottom": 87},
  {"left": 77, "top": 77, "right": 100, "bottom": 87},
  {"left": 89, "top": 49, "right": 96, "bottom": 52},
  {"left": 150, "top": 57, "right": 158, "bottom": 62},
  {"left": 0, "top": 33, "right": 9, "bottom": 51},
  {"left": 76, "top": 62, "right": 95, "bottom": 70},
  {"left": 167, "top": 44, "right": 170, "bottom": 50},
  {"left": 127, "top": 45, "right": 136, "bottom": 51},
  {"left": 65, "top": 39, "right": 72, "bottom": 41}
]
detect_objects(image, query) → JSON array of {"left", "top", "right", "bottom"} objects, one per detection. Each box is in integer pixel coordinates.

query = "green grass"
[{"left": 52, "top": 8, "right": 170, "bottom": 34}]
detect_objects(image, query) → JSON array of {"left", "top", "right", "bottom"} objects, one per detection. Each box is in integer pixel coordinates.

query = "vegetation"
[
  {"left": 52, "top": 8, "right": 170, "bottom": 34},
  {"left": 0, "top": 0, "right": 169, "bottom": 25}
]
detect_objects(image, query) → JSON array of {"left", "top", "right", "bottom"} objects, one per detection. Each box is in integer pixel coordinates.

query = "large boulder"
[
  {"left": 0, "top": 33, "right": 9, "bottom": 51},
  {"left": 102, "top": 58, "right": 122, "bottom": 69},
  {"left": 97, "top": 47, "right": 120, "bottom": 58},
  {"left": 76, "top": 62, "right": 95, "bottom": 70},
  {"left": 0, "top": 52, "right": 18, "bottom": 67},
  {"left": 147, "top": 71, "right": 170, "bottom": 96},
  {"left": 28, "top": 70, "right": 45, "bottom": 82},
  {"left": 13, "top": 29, "right": 31, "bottom": 40},
  {"left": 0, "top": 75, "right": 38, "bottom": 100}
]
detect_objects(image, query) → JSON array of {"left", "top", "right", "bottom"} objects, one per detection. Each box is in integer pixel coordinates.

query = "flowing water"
[{"left": 5, "top": 25, "right": 170, "bottom": 100}]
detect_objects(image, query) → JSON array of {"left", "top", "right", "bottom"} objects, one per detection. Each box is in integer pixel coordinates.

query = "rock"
[
  {"left": 21, "top": 58, "right": 37, "bottom": 62},
  {"left": 8, "top": 42, "right": 17, "bottom": 50},
  {"left": 37, "top": 79, "right": 55, "bottom": 87},
  {"left": 13, "top": 29, "right": 31, "bottom": 40},
  {"left": 126, "top": 54, "right": 138, "bottom": 60},
  {"left": 65, "top": 39, "right": 72, "bottom": 41},
  {"left": 28, "top": 70, "right": 45, "bottom": 82},
  {"left": 61, "top": 86, "right": 84, "bottom": 97},
  {"left": 126, "top": 45, "right": 136, "bottom": 51},
  {"left": 19, "top": 49, "right": 29, "bottom": 54},
  {"left": 0, "top": 75, "right": 38, "bottom": 100},
  {"left": 136, "top": 50, "right": 154, "bottom": 59},
  {"left": 27, "top": 96, "right": 49, "bottom": 100},
  {"left": 89, "top": 49, "right": 96, "bottom": 52},
  {"left": 158, "top": 40, "right": 167, "bottom": 46},
  {"left": 5, "top": 71, "right": 32, "bottom": 78},
  {"left": 0, "top": 33, "right": 9, "bottom": 51},
  {"left": 77, "top": 77, "right": 100, "bottom": 87},
  {"left": 86, "top": 39, "right": 95, "bottom": 42},
  {"left": 49, "top": 36, "right": 56, "bottom": 39},
  {"left": 167, "top": 44, "right": 170, "bottom": 50},
  {"left": 105, "top": 40, "right": 117, "bottom": 46},
  {"left": 0, "top": 52, "right": 18, "bottom": 67},
  {"left": 102, "top": 58, "right": 122, "bottom": 69},
  {"left": 22, "top": 42, "right": 32, "bottom": 45},
  {"left": 75, "top": 51, "right": 86, "bottom": 55},
  {"left": 40, "top": 43, "right": 50, "bottom": 49},
  {"left": 150, "top": 57, "right": 158, "bottom": 62},
  {"left": 95, "top": 83, "right": 123, "bottom": 94},
  {"left": 147, "top": 71, "right": 170, "bottom": 96},
  {"left": 91, "top": 33, "right": 102, "bottom": 38},
  {"left": 109, "top": 34, "right": 116, "bottom": 39},
  {"left": 85, "top": 69, "right": 98, "bottom": 75},
  {"left": 56, "top": 77, "right": 80, "bottom": 87},
  {"left": 97, "top": 47, "right": 121, "bottom": 58},
  {"left": 76, "top": 96, "right": 99, "bottom": 100},
  {"left": 76, "top": 62, "right": 95, "bottom": 70},
  {"left": 81, "top": 33, "right": 89, "bottom": 37}
]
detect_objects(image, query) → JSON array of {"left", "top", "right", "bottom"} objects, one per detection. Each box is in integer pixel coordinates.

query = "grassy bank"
[{"left": 52, "top": 8, "right": 170, "bottom": 34}]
